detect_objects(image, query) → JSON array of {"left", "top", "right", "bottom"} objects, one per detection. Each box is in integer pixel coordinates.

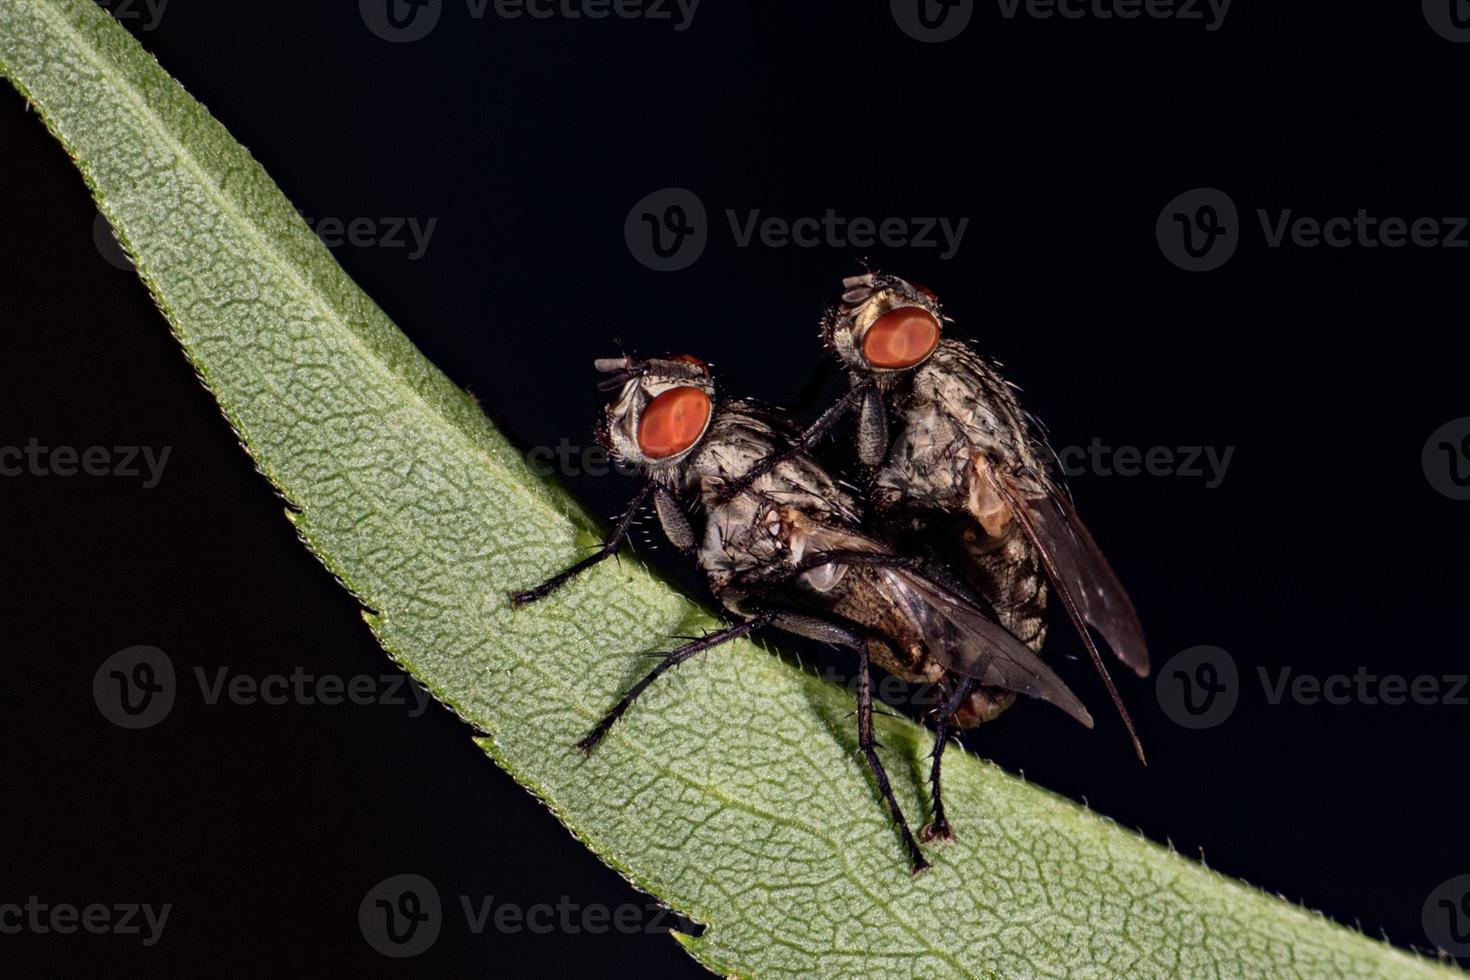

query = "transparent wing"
[
  {"left": 992, "top": 473, "right": 1149, "bottom": 677},
  {"left": 988, "top": 470, "right": 1148, "bottom": 761},
  {"left": 782, "top": 513, "right": 1092, "bottom": 728},
  {"left": 881, "top": 566, "right": 1093, "bottom": 728}
]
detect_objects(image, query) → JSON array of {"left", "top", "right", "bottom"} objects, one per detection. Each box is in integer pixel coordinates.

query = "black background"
[{"left": 2, "top": 1, "right": 1468, "bottom": 975}]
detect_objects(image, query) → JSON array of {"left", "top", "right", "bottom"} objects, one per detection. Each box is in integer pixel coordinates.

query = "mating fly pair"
[{"left": 511, "top": 274, "right": 1150, "bottom": 872}]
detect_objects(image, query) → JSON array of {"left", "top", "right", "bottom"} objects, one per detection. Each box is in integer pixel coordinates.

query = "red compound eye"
[
  {"left": 863, "top": 307, "right": 940, "bottom": 369},
  {"left": 911, "top": 282, "right": 939, "bottom": 302},
  {"left": 637, "top": 387, "right": 712, "bottom": 458}
]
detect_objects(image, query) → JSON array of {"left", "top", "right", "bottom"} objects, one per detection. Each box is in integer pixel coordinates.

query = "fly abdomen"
[
  {"left": 822, "top": 566, "right": 933, "bottom": 683},
  {"left": 957, "top": 521, "right": 1048, "bottom": 653}
]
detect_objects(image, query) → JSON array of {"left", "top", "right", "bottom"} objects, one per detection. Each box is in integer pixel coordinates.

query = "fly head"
[
  {"left": 822, "top": 272, "right": 945, "bottom": 379},
  {"left": 595, "top": 353, "right": 715, "bottom": 477}
]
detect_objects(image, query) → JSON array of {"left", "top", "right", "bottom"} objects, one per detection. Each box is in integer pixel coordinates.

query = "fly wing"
[
  {"left": 990, "top": 472, "right": 1150, "bottom": 678},
  {"left": 785, "top": 515, "right": 1092, "bottom": 728},
  {"left": 987, "top": 469, "right": 1147, "bottom": 762},
  {"left": 881, "top": 566, "right": 1094, "bottom": 728}
]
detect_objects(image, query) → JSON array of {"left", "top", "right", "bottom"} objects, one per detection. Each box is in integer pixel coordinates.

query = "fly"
[
  {"left": 511, "top": 354, "right": 1094, "bottom": 871},
  {"left": 721, "top": 272, "right": 1152, "bottom": 768}
]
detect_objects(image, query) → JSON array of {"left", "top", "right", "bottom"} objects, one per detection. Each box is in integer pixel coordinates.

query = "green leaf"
[{"left": 0, "top": 2, "right": 1455, "bottom": 975}]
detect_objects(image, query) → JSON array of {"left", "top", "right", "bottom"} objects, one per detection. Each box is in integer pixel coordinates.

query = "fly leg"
[
  {"left": 511, "top": 483, "right": 656, "bottom": 607},
  {"left": 766, "top": 609, "right": 929, "bottom": 873},
  {"left": 855, "top": 383, "right": 889, "bottom": 466},
  {"left": 922, "top": 673, "right": 976, "bottom": 843},
  {"left": 576, "top": 612, "right": 773, "bottom": 754},
  {"left": 711, "top": 382, "right": 871, "bottom": 503}
]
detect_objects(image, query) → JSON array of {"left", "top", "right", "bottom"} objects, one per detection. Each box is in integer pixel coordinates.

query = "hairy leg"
[
  {"left": 922, "top": 673, "right": 976, "bottom": 843},
  {"left": 576, "top": 613, "right": 773, "bottom": 754},
  {"left": 511, "top": 482, "right": 656, "bottom": 608},
  {"left": 769, "top": 609, "right": 929, "bottom": 873}
]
